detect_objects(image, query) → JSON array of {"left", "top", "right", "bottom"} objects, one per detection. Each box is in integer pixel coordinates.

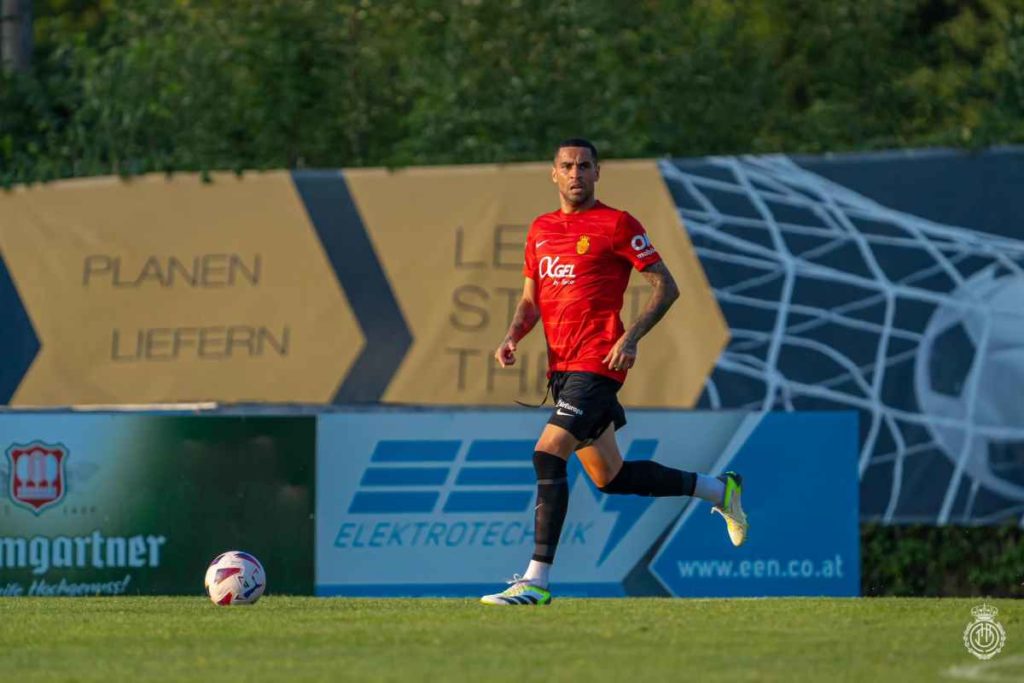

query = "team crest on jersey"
[{"left": 576, "top": 235, "right": 590, "bottom": 255}]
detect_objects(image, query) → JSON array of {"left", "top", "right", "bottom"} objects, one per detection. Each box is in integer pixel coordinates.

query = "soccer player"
[{"left": 480, "top": 139, "right": 747, "bottom": 606}]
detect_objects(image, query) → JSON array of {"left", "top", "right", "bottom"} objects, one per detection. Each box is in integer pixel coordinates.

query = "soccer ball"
[
  {"left": 204, "top": 551, "right": 266, "bottom": 606},
  {"left": 915, "top": 268, "right": 1024, "bottom": 503}
]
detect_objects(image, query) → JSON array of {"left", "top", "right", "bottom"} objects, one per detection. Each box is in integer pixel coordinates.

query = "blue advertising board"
[
  {"left": 316, "top": 409, "right": 859, "bottom": 598},
  {"left": 650, "top": 412, "right": 860, "bottom": 597}
]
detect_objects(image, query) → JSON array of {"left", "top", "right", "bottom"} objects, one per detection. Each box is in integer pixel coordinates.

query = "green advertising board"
[{"left": 0, "top": 414, "right": 314, "bottom": 596}]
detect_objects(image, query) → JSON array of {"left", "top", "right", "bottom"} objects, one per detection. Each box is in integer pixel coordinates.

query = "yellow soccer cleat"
[
  {"left": 480, "top": 576, "right": 552, "bottom": 606},
  {"left": 711, "top": 471, "right": 748, "bottom": 546}
]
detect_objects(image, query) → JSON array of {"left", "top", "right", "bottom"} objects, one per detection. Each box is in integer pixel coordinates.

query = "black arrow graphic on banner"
[
  {"left": 0, "top": 251, "right": 39, "bottom": 403},
  {"left": 291, "top": 170, "right": 413, "bottom": 403}
]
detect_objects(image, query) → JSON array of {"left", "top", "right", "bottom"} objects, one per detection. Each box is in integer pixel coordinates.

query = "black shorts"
[{"left": 547, "top": 371, "right": 627, "bottom": 446}]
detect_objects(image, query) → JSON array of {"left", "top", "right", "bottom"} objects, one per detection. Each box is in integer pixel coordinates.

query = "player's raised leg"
[
  {"left": 576, "top": 424, "right": 747, "bottom": 546},
  {"left": 480, "top": 423, "right": 576, "bottom": 606}
]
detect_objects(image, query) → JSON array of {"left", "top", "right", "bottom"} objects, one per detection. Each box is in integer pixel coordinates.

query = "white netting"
[{"left": 660, "top": 156, "right": 1024, "bottom": 524}]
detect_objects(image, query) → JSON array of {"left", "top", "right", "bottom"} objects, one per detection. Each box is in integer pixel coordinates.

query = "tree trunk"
[{"left": 1, "top": 0, "right": 33, "bottom": 72}]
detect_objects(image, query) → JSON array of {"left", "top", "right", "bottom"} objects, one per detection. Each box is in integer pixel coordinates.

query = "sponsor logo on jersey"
[
  {"left": 539, "top": 256, "right": 576, "bottom": 280},
  {"left": 629, "top": 234, "right": 656, "bottom": 260},
  {"left": 630, "top": 234, "right": 652, "bottom": 251}
]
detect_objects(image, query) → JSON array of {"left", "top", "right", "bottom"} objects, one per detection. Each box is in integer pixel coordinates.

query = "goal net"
[{"left": 662, "top": 156, "right": 1024, "bottom": 524}]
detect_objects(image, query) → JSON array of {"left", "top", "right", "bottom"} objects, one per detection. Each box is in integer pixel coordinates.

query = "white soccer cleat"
[
  {"left": 480, "top": 576, "right": 552, "bottom": 606},
  {"left": 711, "top": 471, "right": 748, "bottom": 546}
]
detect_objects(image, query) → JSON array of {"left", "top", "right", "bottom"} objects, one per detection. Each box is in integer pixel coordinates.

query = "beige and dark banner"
[
  {"left": 0, "top": 172, "right": 360, "bottom": 405},
  {"left": 346, "top": 160, "right": 727, "bottom": 407},
  {"left": 0, "top": 162, "right": 726, "bottom": 407}
]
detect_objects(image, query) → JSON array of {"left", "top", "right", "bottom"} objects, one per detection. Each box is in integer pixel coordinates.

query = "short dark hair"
[{"left": 555, "top": 138, "right": 598, "bottom": 163}]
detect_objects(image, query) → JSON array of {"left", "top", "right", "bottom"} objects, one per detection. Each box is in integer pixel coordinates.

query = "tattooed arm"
[
  {"left": 495, "top": 277, "right": 540, "bottom": 367},
  {"left": 602, "top": 261, "right": 680, "bottom": 371}
]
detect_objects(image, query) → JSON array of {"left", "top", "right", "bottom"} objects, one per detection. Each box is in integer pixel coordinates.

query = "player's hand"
[
  {"left": 602, "top": 335, "right": 637, "bottom": 372},
  {"left": 495, "top": 337, "right": 517, "bottom": 367}
]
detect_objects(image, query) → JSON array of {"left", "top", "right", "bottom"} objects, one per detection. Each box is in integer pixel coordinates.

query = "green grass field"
[{"left": 0, "top": 597, "right": 1019, "bottom": 682}]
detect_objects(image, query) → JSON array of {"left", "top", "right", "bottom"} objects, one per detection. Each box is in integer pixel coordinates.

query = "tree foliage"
[
  {"left": 2, "top": 0, "right": 1023, "bottom": 184},
  {"left": 862, "top": 523, "right": 1024, "bottom": 597}
]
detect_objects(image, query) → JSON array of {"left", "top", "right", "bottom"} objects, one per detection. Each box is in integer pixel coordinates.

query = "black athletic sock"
[
  {"left": 598, "top": 460, "right": 697, "bottom": 497},
  {"left": 532, "top": 451, "right": 569, "bottom": 564}
]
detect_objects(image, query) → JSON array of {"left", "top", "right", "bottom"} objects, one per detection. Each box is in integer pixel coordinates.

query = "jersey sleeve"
[
  {"left": 522, "top": 224, "right": 539, "bottom": 280},
  {"left": 613, "top": 212, "right": 662, "bottom": 270}
]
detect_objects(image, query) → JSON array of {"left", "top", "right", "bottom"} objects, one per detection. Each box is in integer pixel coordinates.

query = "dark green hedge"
[
  {"left": 862, "top": 524, "right": 1024, "bottom": 597},
  {"left": 3, "top": 0, "right": 1024, "bottom": 185}
]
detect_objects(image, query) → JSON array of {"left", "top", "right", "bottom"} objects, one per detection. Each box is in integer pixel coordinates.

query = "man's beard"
[{"left": 564, "top": 187, "right": 592, "bottom": 205}]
